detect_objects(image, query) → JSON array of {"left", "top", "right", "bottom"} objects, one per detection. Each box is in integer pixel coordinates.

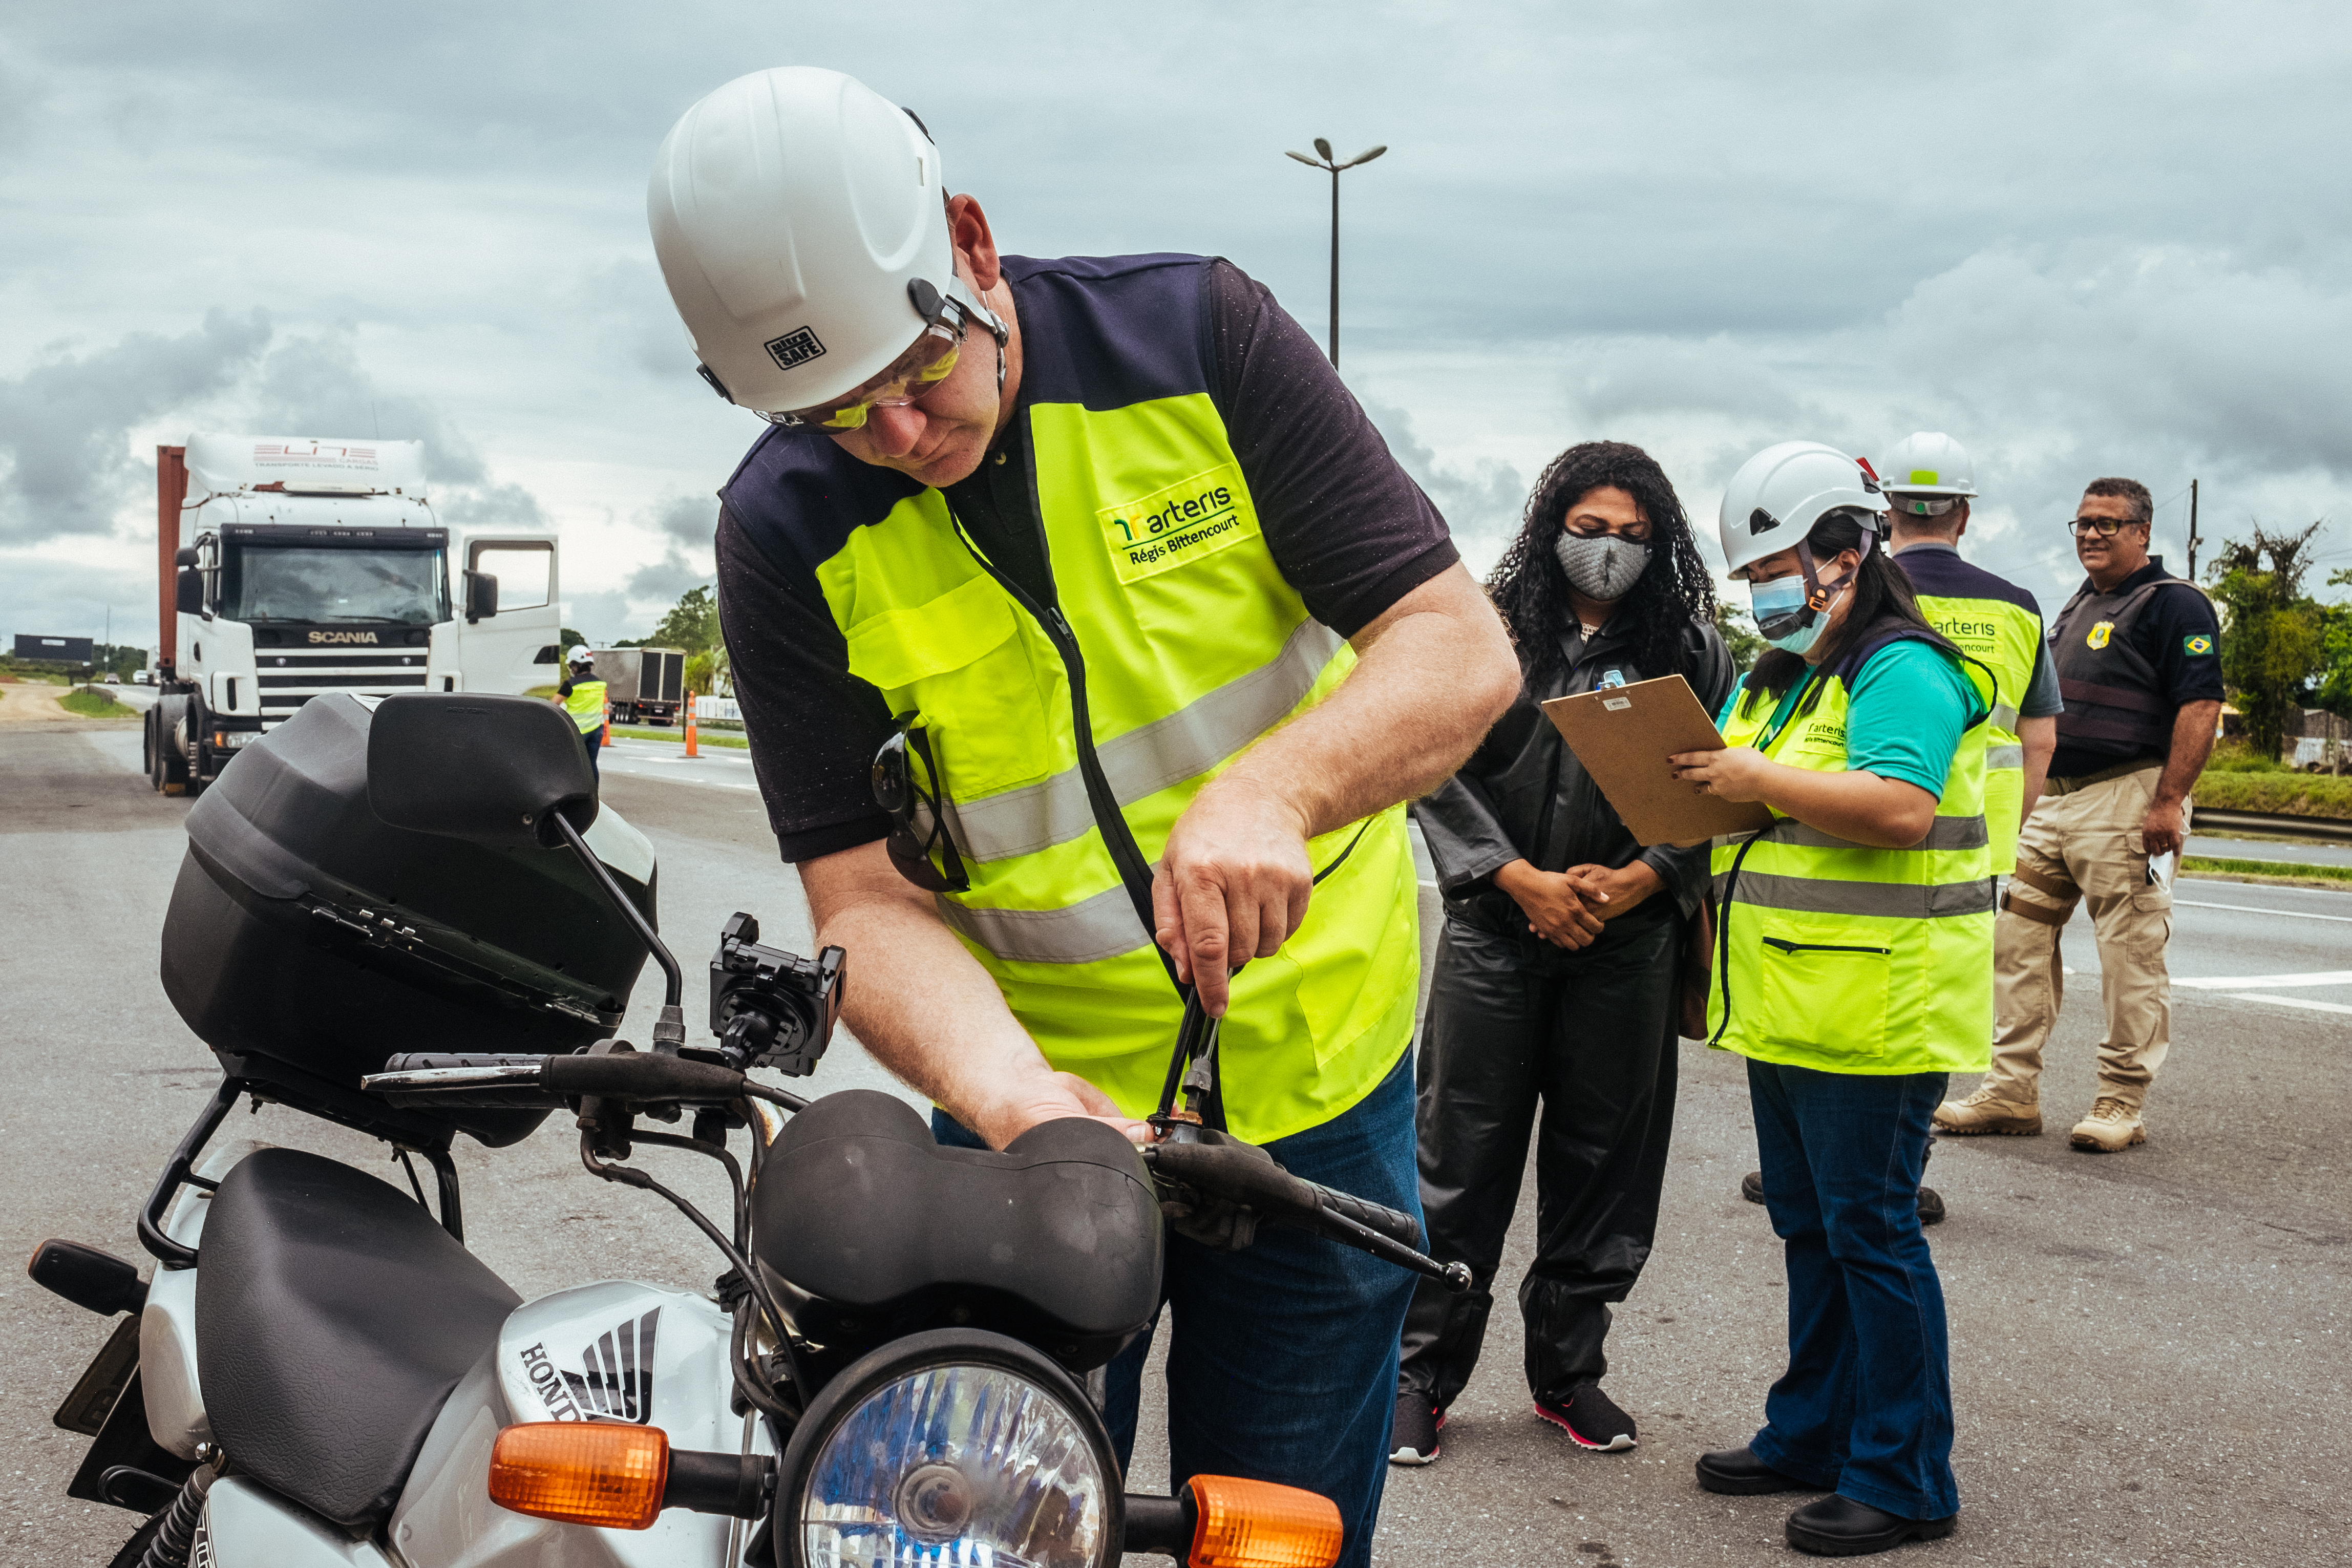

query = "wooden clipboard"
[{"left": 1539, "top": 674, "right": 1771, "bottom": 847}]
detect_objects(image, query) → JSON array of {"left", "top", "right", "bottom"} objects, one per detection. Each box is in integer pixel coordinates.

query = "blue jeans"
[
  {"left": 935, "top": 1052, "right": 1418, "bottom": 1568},
  {"left": 1745, "top": 1061, "right": 1959, "bottom": 1521}
]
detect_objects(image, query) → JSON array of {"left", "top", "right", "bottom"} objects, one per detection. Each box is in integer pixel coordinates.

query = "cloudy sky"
[{"left": 5, "top": 0, "right": 2349, "bottom": 655}]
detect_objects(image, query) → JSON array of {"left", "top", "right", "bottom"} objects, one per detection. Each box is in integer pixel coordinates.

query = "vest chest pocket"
[
  {"left": 842, "top": 576, "right": 1059, "bottom": 799},
  {"left": 1756, "top": 921, "right": 1890, "bottom": 1060}
]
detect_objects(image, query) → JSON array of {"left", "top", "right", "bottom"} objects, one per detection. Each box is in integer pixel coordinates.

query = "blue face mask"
[{"left": 1749, "top": 571, "right": 1850, "bottom": 655}]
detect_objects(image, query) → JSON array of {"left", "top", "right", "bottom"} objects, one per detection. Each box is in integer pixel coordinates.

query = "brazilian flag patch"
[{"left": 2184, "top": 633, "right": 2213, "bottom": 655}]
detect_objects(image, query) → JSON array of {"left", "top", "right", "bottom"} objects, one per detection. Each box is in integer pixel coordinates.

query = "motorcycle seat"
[
  {"left": 195, "top": 1148, "right": 520, "bottom": 1529},
  {"left": 752, "top": 1090, "right": 1162, "bottom": 1371}
]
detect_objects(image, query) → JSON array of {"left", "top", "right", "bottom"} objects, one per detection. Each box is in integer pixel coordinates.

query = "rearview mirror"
[
  {"left": 463, "top": 570, "right": 499, "bottom": 622},
  {"left": 175, "top": 568, "right": 202, "bottom": 616},
  {"left": 367, "top": 693, "right": 597, "bottom": 846}
]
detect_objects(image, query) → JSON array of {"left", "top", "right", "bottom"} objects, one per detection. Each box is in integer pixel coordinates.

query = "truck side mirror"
[
  {"left": 174, "top": 547, "right": 199, "bottom": 569},
  {"left": 366, "top": 693, "right": 597, "bottom": 847},
  {"left": 175, "top": 568, "right": 203, "bottom": 616},
  {"left": 463, "top": 570, "right": 499, "bottom": 623}
]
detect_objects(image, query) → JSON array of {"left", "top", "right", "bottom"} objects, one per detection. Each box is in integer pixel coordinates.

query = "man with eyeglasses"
[
  {"left": 1934, "top": 478, "right": 2220, "bottom": 1153},
  {"left": 646, "top": 69, "right": 1519, "bottom": 1564}
]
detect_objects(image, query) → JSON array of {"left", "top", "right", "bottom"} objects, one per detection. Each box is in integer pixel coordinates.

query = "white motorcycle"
[{"left": 34, "top": 692, "right": 1460, "bottom": 1568}]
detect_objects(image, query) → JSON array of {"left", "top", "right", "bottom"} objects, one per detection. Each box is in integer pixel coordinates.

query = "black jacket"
[{"left": 1414, "top": 615, "right": 1737, "bottom": 939}]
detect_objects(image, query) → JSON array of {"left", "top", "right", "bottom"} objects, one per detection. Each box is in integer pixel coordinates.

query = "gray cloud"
[
  {"left": 1363, "top": 400, "right": 1526, "bottom": 573},
  {"left": 0, "top": 309, "right": 270, "bottom": 542},
  {"left": 9, "top": 0, "right": 2352, "bottom": 646}
]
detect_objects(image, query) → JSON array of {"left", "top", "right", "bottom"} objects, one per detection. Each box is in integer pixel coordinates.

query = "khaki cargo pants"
[{"left": 1984, "top": 765, "right": 2183, "bottom": 1114}]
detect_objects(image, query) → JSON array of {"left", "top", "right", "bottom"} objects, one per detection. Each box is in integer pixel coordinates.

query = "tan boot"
[
  {"left": 2069, "top": 1098, "right": 2147, "bottom": 1152},
  {"left": 1933, "top": 1086, "right": 2043, "bottom": 1136}
]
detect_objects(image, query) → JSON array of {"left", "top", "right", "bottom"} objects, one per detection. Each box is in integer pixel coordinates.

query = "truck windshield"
[{"left": 222, "top": 544, "right": 449, "bottom": 625}]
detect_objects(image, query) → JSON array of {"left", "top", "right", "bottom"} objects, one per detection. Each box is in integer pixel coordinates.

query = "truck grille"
[{"left": 253, "top": 650, "right": 435, "bottom": 722}]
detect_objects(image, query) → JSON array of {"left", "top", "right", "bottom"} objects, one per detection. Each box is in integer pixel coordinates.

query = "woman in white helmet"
[{"left": 1668, "top": 442, "right": 1992, "bottom": 1556}]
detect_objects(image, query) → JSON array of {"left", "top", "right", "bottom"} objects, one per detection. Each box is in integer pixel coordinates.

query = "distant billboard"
[{"left": 13, "top": 634, "right": 94, "bottom": 664}]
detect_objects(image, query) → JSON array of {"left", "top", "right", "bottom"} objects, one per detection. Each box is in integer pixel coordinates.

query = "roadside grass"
[
  {"left": 2192, "top": 769, "right": 2352, "bottom": 819},
  {"left": 609, "top": 723, "right": 750, "bottom": 750},
  {"left": 58, "top": 687, "right": 133, "bottom": 718},
  {"left": 2181, "top": 855, "right": 2352, "bottom": 889}
]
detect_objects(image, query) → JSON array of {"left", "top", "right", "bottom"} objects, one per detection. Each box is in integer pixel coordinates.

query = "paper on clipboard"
[{"left": 1539, "top": 674, "right": 1772, "bottom": 847}]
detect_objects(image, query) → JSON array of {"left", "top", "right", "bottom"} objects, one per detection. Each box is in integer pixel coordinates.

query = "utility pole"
[
  {"left": 2186, "top": 478, "right": 2201, "bottom": 582},
  {"left": 1285, "top": 138, "right": 1387, "bottom": 367}
]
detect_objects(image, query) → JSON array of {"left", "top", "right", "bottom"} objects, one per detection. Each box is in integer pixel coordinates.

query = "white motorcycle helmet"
[
  {"left": 647, "top": 67, "right": 1006, "bottom": 427},
  {"left": 1717, "top": 441, "right": 1888, "bottom": 577},
  {"left": 1877, "top": 431, "right": 1977, "bottom": 517}
]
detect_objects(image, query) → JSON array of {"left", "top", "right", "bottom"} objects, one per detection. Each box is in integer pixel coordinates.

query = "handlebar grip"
[
  {"left": 542, "top": 1053, "right": 747, "bottom": 1103},
  {"left": 1302, "top": 1183, "right": 1422, "bottom": 1251}
]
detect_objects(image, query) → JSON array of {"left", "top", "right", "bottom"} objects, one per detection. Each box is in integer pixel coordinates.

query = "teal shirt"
[{"left": 1719, "top": 641, "right": 1984, "bottom": 798}]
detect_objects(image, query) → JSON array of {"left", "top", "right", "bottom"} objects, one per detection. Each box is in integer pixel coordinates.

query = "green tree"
[
  {"left": 2315, "top": 570, "right": 2352, "bottom": 722},
  {"left": 560, "top": 626, "right": 588, "bottom": 651},
  {"left": 2209, "top": 521, "right": 2325, "bottom": 761},
  {"left": 646, "top": 584, "right": 721, "bottom": 654},
  {"left": 1714, "top": 602, "right": 1765, "bottom": 674}
]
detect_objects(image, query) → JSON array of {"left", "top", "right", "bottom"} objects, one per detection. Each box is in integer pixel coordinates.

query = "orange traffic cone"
[
  {"left": 685, "top": 691, "right": 700, "bottom": 758},
  {"left": 600, "top": 707, "right": 610, "bottom": 750}
]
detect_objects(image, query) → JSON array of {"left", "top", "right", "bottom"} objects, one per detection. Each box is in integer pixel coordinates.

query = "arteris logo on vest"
[{"left": 1098, "top": 463, "right": 1262, "bottom": 584}]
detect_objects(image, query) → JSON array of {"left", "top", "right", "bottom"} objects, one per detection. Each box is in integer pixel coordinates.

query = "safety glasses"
[
  {"left": 2067, "top": 515, "right": 2139, "bottom": 538},
  {"left": 871, "top": 713, "right": 969, "bottom": 893},
  {"left": 759, "top": 280, "right": 984, "bottom": 432}
]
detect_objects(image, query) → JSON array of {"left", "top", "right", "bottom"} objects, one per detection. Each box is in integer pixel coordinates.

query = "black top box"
[{"left": 161, "top": 694, "right": 655, "bottom": 1147}]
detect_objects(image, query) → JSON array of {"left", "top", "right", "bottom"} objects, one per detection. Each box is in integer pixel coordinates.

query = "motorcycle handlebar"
[
  {"left": 1141, "top": 1139, "right": 1467, "bottom": 1290},
  {"left": 365, "top": 1051, "right": 754, "bottom": 1109}
]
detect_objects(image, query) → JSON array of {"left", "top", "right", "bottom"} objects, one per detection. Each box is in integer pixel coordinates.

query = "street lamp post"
[{"left": 1285, "top": 138, "right": 1386, "bottom": 368}]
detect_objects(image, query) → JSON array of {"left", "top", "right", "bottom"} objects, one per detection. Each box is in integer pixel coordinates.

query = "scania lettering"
[{"left": 143, "top": 434, "right": 564, "bottom": 795}]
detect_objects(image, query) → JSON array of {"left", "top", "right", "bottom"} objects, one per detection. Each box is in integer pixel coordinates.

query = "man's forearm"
[
  {"left": 1214, "top": 562, "right": 1518, "bottom": 838},
  {"left": 800, "top": 842, "right": 1120, "bottom": 1149},
  {"left": 2018, "top": 715, "right": 2056, "bottom": 825},
  {"left": 2156, "top": 701, "right": 2220, "bottom": 805}
]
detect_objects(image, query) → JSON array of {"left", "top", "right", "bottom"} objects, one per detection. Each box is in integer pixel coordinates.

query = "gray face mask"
[{"left": 1554, "top": 531, "right": 1651, "bottom": 603}]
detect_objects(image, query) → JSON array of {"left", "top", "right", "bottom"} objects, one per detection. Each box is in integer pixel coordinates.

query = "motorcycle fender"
[
  {"left": 198, "top": 1476, "right": 400, "bottom": 1566},
  {"left": 390, "top": 1282, "right": 766, "bottom": 1568}
]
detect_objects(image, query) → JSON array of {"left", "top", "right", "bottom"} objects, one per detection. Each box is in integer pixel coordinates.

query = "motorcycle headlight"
[{"left": 782, "top": 1331, "right": 1116, "bottom": 1568}]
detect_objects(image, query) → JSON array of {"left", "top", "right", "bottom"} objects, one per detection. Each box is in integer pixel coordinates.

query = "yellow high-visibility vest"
[{"left": 1707, "top": 630, "right": 1994, "bottom": 1075}]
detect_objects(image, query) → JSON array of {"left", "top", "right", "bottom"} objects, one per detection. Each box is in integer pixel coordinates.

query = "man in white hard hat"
[
  {"left": 646, "top": 68, "right": 1518, "bottom": 1560},
  {"left": 554, "top": 647, "right": 606, "bottom": 783}
]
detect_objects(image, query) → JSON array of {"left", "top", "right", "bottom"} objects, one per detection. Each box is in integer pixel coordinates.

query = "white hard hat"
[
  {"left": 566, "top": 645, "right": 594, "bottom": 666},
  {"left": 1717, "top": 441, "right": 1888, "bottom": 575},
  {"left": 647, "top": 67, "right": 1004, "bottom": 421},
  {"left": 1877, "top": 431, "right": 1977, "bottom": 514}
]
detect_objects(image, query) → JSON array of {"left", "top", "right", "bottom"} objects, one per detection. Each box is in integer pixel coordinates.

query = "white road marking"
[
  {"left": 2219, "top": 992, "right": 2352, "bottom": 1016},
  {"left": 2171, "top": 971, "right": 2352, "bottom": 990},
  {"left": 2174, "top": 898, "right": 2352, "bottom": 924}
]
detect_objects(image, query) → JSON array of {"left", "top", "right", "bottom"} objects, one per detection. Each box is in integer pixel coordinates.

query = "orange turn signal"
[
  {"left": 1183, "top": 1475, "right": 1344, "bottom": 1568},
  {"left": 488, "top": 1422, "right": 670, "bottom": 1531}
]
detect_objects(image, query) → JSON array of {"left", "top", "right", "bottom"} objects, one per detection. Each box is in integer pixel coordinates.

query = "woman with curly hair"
[{"left": 1391, "top": 440, "right": 1733, "bottom": 1466}]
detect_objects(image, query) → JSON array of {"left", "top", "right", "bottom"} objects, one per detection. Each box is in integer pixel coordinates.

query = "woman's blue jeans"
[
  {"left": 1745, "top": 1060, "right": 1960, "bottom": 1521},
  {"left": 935, "top": 1053, "right": 1419, "bottom": 1568}
]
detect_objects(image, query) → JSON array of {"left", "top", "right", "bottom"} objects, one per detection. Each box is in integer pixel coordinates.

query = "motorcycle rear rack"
[{"left": 138, "top": 1066, "right": 463, "bottom": 1269}]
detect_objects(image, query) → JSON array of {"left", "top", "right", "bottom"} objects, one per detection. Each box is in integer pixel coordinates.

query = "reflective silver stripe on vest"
[
  {"left": 1769, "top": 816, "right": 1989, "bottom": 853},
  {"left": 1713, "top": 815, "right": 1986, "bottom": 853},
  {"left": 949, "top": 618, "right": 1345, "bottom": 862},
  {"left": 935, "top": 884, "right": 1150, "bottom": 966},
  {"left": 1710, "top": 869, "right": 1996, "bottom": 920},
  {"left": 1985, "top": 744, "right": 2024, "bottom": 770},
  {"left": 1990, "top": 702, "right": 2021, "bottom": 732}
]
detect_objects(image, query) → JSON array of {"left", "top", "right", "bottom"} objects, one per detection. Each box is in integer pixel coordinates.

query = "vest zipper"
[{"left": 1760, "top": 937, "right": 1891, "bottom": 956}]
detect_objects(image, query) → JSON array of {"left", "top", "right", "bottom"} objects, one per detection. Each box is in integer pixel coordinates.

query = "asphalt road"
[{"left": 3, "top": 724, "right": 2347, "bottom": 1566}]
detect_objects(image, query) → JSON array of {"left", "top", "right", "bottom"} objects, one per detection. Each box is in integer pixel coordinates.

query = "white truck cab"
[{"left": 147, "top": 434, "right": 564, "bottom": 793}]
